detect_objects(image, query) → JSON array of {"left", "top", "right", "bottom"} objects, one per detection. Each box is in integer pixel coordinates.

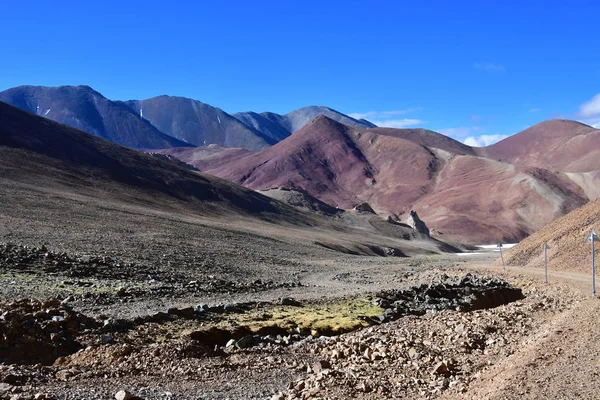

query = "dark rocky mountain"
[
  {"left": 0, "top": 85, "right": 378, "bottom": 151},
  {"left": 0, "top": 86, "right": 189, "bottom": 149},
  {"left": 122, "top": 96, "right": 276, "bottom": 151},
  {"left": 233, "top": 106, "right": 376, "bottom": 140},
  {"left": 230, "top": 111, "right": 291, "bottom": 143}
]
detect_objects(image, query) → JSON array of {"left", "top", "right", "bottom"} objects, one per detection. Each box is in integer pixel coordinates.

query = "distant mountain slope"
[
  {"left": 231, "top": 111, "right": 291, "bottom": 143},
  {"left": 189, "top": 116, "right": 589, "bottom": 243},
  {"left": 0, "top": 86, "right": 189, "bottom": 149},
  {"left": 283, "top": 106, "right": 377, "bottom": 132},
  {"left": 122, "top": 96, "right": 275, "bottom": 151},
  {"left": 233, "top": 106, "right": 376, "bottom": 140},
  {"left": 480, "top": 120, "right": 600, "bottom": 172}
]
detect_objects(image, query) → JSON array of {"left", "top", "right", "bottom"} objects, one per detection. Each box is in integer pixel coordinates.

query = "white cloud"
[
  {"left": 579, "top": 93, "right": 600, "bottom": 117},
  {"left": 473, "top": 62, "right": 505, "bottom": 72},
  {"left": 463, "top": 134, "right": 509, "bottom": 147},
  {"left": 349, "top": 107, "right": 422, "bottom": 120},
  {"left": 370, "top": 119, "right": 424, "bottom": 128}
]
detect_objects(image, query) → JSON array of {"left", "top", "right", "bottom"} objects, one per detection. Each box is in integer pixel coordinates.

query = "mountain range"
[
  {"left": 2, "top": 84, "right": 600, "bottom": 244},
  {"left": 157, "top": 116, "right": 599, "bottom": 244},
  {"left": 0, "top": 85, "right": 375, "bottom": 151},
  {"left": 0, "top": 100, "right": 455, "bottom": 257}
]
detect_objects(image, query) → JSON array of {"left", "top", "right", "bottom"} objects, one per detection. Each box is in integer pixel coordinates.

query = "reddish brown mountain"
[
  {"left": 367, "top": 127, "right": 477, "bottom": 156},
  {"left": 479, "top": 120, "right": 600, "bottom": 172},
  {"left": 180, "top": 116, "right": 592, "bottom": 244}
]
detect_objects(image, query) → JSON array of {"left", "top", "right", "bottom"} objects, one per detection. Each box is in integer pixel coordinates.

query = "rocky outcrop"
[
  {"left": 406, "top": 210, "right": 430, "bottom": 236},
  {"left": 353, "top": 203, "right": 376, "bottom": 214}
]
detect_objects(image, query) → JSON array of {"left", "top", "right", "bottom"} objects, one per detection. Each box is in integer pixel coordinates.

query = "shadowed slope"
[
  {"left": 149, "top": 145, "right": 253, "bottom": 172},
  {"left": 0, "top": 86, "right": 189, "bottom": 149},
  {"left": 123, "top": 96, "right": 275, "bottom": 151},
  {"left": 0, "top": 100, "right": 297, "bottom": 219}
]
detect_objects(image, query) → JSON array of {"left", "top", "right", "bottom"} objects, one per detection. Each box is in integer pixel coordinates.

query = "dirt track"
[{"left": 446, "top": 262, "right": 600, "bottom": 399}]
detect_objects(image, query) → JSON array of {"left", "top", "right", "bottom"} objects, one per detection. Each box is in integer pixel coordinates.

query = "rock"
[
  {"left": 195, "top": 303, "right": 209, "bottom": 313},
  {"left": 225, "top": 339, "right": 236, "bottom": 348},
  {"left": 280, "top": 297, "right": 300, "bottom": 306},
  {"left": 271, "top": 393, "right": 285, "bottom": 400},
  {"left": 0, "top": 384, "right": 12, "bottom": 395},
  {"left": 406, "top": 210, "right": 430, "bottom": 236},
  {"left": 353, "top": 202, "right": 376, "bottom": 214},
  {"left": 312, "top": 360, "right": 331, "bottom": 374},
  {"left": 408, "top": 348, "right": 419, "bottom": 359},
  {"left": 115, "top": 390, "right": 135, "bottom": 400},
  {"left": 99, "top": 334, "right": 115, "bottom": 344},
  {"left": 235, "top": 335, "right": 254, "bottom": 349},
  {"left": 55, "top": 369, "right": 73, "bottom": 381},
  {"left": 432, "top": 361, "right": 450, "bottom": 375}
]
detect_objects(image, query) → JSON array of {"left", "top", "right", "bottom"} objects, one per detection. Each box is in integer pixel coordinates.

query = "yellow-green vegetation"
[{"left": 217, "top": 296, "right": 382, "bottom": 337}]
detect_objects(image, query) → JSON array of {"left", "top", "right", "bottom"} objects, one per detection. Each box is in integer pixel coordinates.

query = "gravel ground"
[{"left": 1, "top": 178, "right": 597, "bottom": 399}]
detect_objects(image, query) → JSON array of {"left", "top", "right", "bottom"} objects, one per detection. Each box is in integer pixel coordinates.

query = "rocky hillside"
[{"left": 504, "top": 196, "right": 600, "bottom": 272}]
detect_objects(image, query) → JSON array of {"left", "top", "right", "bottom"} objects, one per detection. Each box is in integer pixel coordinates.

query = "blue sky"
[{"left": 1, "top": 1, "right": 600, "bottom": 145}]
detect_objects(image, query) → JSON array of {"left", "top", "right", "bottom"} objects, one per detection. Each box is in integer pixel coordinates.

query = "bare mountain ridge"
[
  {"left": 121, "top": 96, "right": 276, "bottom": 151},
  {"left": 0, "top": 85, "right": 190, "bottom": 149},
  {"left": 232, "top": 105, "right": 376, "bottom": 142},
  {"left": 183, "top": 115, "right": 593, "bottom": 244},
  {"left": 0, "top": 85, "right": 377, "bottom": 151}
]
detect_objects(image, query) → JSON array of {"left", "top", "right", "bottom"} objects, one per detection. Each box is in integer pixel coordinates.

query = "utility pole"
[
  {"left": 543, "top": 243, "right": 548, "bottom": 284},
  {"left": 587, "top": 231, "right": 597, "bottom": 296},
  {"left": 497, "top": 243, "right": 504, "bottom": 271}
]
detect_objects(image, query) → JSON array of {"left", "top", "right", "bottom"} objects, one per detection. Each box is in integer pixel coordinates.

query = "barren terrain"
[{"left": 2, "top": 102, "right": 600, "bottom": 400}]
